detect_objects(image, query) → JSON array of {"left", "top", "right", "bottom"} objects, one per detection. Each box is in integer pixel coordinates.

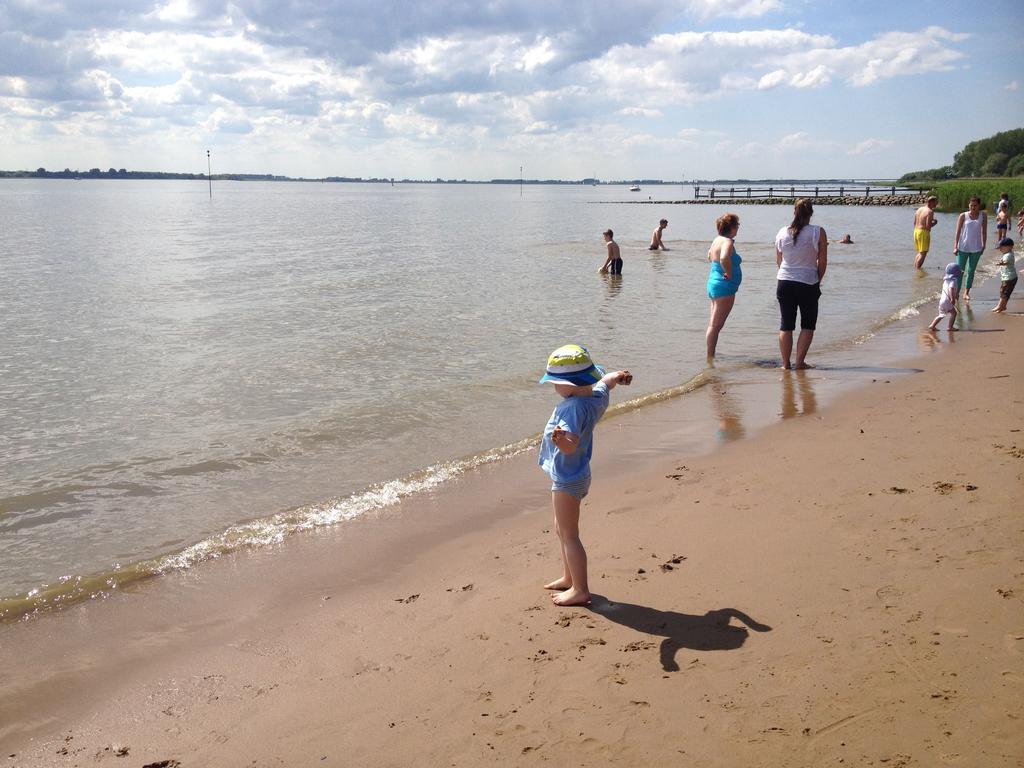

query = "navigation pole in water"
[{"left": 207, "top": 149, "right": 212, "bottom": 198}]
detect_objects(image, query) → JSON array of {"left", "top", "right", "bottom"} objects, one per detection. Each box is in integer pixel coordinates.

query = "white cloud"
[
  {"left": 713, "top": 138, "right": 769, "bottom": 159},
  {"left": 0, "top": 3, "right": 978, "bottom": 178},
  {"left": 619, "top": 106, "right": 663, "bottom": 117},
  {"left": 789, "top": 64, "right": 830, "bottom": 89},
  {"left": 682, "top": 0, "right": 784, "bottom": 19},
  {"left": 1006, "top": 80, "right": 1019, "bottom": 91},
  {"left": 757, "top": 69, "right": 787, "bottom": 90},
  {"left": 587, "top": 25, "right": 966, "bottom": 108},
  {"left": 776, "top": 131, "right": 811, "bottom": 152},
  {"left": 848, "top": 138, "right": 894, "bottom": 156}
]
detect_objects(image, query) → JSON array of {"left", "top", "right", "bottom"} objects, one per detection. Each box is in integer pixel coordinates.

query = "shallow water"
[{"left": 0, "top": 179, "right": 993, "bottom": 615}]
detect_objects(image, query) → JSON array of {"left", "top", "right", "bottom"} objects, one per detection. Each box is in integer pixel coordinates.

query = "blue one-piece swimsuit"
[{"left": 707, "top": 250, "right": 742, "bottom": 298}]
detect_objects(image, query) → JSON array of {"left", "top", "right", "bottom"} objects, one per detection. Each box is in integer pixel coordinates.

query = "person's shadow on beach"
[{"left": 589, "top": 597, "right": 772, "bottom": 672}]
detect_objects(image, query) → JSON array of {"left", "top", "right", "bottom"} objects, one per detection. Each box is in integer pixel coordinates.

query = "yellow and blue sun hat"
[{"left": 539, "top": 344, "right": 604, "bottom": 385}]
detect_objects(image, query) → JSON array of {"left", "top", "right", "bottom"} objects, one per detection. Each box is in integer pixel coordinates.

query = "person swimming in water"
[{"left": 649, "top": 219, "right": 669, "bottom": 251}]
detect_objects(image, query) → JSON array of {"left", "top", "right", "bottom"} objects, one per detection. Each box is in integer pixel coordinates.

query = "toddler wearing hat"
[
  {"left": 992, "top": 237, "right": 1017, "bottom": 313},
  {"left": 927, "top": 262, "right": 963, "bottom": 331},
  {"left": 538, "top": 344, "right": 632, "bottom": 607}
]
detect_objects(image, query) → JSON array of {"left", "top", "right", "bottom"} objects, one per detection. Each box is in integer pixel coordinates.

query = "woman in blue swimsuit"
[{"left": 705, "top": 212, "right": 742, "bottom": 366}]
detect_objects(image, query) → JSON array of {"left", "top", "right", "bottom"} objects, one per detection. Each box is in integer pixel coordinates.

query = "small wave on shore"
[{"left": 0, "top": 369, "right": 725, "bottom": 622}]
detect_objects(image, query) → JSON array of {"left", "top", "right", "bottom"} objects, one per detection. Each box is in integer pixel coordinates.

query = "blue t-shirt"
[{"left": 538, "top": 381, "right": 610, "bottom": 483}]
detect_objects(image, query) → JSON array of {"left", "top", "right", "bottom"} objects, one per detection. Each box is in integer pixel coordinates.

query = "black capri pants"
[{"left": 777, "top": 279, "right": 821, "bottom": 331}]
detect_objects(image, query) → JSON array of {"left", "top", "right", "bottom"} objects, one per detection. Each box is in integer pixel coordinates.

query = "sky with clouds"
[{"left": 1, "top": 0, "right": 1022, "bottom": 180}]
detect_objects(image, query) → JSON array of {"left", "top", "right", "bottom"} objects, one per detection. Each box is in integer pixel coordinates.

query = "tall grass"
[{"left": 907, "top": 179, "right": 1024, "bottom": 214}]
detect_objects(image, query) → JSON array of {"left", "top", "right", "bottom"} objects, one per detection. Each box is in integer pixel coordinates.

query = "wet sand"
[{"left": 2, "top": 287, "right": 1023, "bottom": 767}]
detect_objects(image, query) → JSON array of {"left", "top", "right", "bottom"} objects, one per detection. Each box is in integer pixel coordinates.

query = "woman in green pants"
[{"left": 953, "top": 197, "right": 988, "bottom": 301}]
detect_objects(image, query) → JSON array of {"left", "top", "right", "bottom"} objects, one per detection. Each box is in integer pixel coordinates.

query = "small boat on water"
[{"left": 629, "top": 184, "right": 640, "bottom": 192}]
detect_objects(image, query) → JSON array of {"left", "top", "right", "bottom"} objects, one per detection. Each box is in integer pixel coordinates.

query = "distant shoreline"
[{"left": 0, "top": 170, "right": 897, "bottom": 186}]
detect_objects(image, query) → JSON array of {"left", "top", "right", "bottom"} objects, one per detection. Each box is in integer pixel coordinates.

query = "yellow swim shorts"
[{"left": 914, "top": 227, "right": 930, "bottom": 253}]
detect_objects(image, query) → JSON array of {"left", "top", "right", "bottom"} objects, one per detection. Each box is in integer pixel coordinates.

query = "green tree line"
[{"left": 900, "top": 128, "right": 1024, "bottom": 181}]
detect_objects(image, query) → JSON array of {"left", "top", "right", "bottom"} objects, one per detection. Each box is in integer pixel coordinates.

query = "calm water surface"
[{"left": 0, "top": 179, "right": 973, "bottom": 612}]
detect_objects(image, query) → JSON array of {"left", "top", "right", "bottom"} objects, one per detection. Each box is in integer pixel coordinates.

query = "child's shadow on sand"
[{"left": 589, "top": 596, "right": 772, "bottom": 672}]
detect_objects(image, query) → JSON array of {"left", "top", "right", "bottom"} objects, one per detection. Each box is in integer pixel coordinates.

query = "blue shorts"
[{"left": 552, "top": 476, "right": 591, "bottom": 499}]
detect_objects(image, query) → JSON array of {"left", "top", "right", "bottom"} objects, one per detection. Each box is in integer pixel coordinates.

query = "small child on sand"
[
  {"left": 992, "top": 237, "right": 1017, "bottom": 313},
  {"left": 928, "top": 262, "right": 963, "bottom": 331},
  {"left": 538, "top": 344, "right": 631, "bottom": 607}
]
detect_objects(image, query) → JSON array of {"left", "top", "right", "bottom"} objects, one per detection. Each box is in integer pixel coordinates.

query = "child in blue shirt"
[{"left": 538, "top": 344, "right": 631, "bottom": 606}]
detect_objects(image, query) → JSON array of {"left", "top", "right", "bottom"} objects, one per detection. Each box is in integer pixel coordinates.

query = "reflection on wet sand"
[
  {"left": 919, "top": 328, "right": 957, "bottom": 350},
  {"left": 780, "top": 370, "right": 817, "bottom": 419},
  {"left": 711, "top": 383, "right": 745, "bottom": 442},
  {"left": 959, "top": 301, "right": 974, "bottom": 328}
]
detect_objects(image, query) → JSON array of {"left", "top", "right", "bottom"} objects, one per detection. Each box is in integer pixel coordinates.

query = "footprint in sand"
[
  {"left": 621, "top": 640, "right": 657, "bottom": 652},
  {"left": 993, "top": 443, "right": 1024, "bottom": 459},
  {"left": 660, "top": 554, "right": 687, "bottom": 572},
  {"left": 875, "top": 585, "right": 903, "bottom": 606},
  {"left": 1004, "top": 633, "right": 1024, "bottom": 655}
]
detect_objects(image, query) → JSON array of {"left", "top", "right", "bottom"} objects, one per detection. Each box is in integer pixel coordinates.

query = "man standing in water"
[
  {"left": 913, "top": 196, "right": 938, "bottom": 269},
  {"left": 649, "top": 219, "right": 669, "bottom": 250}
]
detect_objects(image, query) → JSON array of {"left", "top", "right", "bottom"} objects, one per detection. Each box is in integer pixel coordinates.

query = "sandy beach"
[{"left": 3, "top": 288, "right": 1023, "bottom": 767}]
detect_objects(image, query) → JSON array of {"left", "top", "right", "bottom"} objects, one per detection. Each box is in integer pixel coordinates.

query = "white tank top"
[
  {"left": 957, "top": 214, "right": 984, "bottom": 253},
  {"left": 775, "top": 224, "right": 821, "bottom": 284}
]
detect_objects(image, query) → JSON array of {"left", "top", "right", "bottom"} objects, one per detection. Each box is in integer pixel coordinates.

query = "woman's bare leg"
[
  {"left": 779, "top": 330, "right": 793, "bottom": 369},
  {"left": 705, "top": 295, "right": 736, "bottom": 365},
  {"left": 794, "top": 330, "right": 815, "bottom": 369}
]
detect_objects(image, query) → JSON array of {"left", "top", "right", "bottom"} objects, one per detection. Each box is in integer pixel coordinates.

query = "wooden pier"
[{"left": 694, "top": 184, "right": 914, "bottom": 200}]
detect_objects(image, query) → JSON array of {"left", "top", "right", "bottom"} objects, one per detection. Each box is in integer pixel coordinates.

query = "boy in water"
[
  {"left": 598, "top": 229, "right": 623, "bottom": 275},
  {"left": 538, "top": 344, "right": 631, "bottom": 606},
  {"left": 995, "top": 200, "right": 1010, "bottom": 242},
  {"left": 649, "top": 219, "right": 669, "bottom": 250},
  {"left": 992, "top": 237, "right": 1017, "bottom": 313},
  {"left": 913, "top": 196, "right": 938, "bottom": 269}
]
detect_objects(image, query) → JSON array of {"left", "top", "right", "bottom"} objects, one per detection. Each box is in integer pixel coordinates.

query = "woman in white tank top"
[
  {"left": 774, "top": 199, "right": 828, "bottom": 370},
  {"left": 953, "top": 196, "right": 988, "bottom": 301}
]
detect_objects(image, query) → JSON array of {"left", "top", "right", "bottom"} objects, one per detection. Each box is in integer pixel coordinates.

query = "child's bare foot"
[
  {"left": 551, "top": 587, "right": 591, "bottom": 606},
  {"left": 544, "top": 577, "right": 572, "bottom": 590},
  {"left": 780, "top": 362, "right": 791, "bottom": 370},
  {"left": 794, "top": 362, "right": 815, "bottom": 370}
]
